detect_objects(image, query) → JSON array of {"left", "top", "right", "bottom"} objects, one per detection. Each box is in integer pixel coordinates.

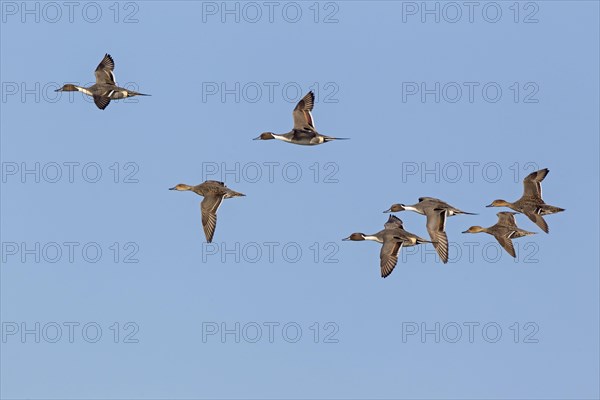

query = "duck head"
[
  {"left": 486, "top": 199, "right": 510, "bottom": 208},
  {"left": 383, "top": 204, "right": 405, "bottom": 213},
  {"left": 169, "top": 184, "right": 193, "bottom": 191},
  {"left": 342, "top": 233, "right": 366, "bottom": 241},
  {"left": 253, "top": 132, "right": 275, "bottom": 141},
  {"left": 55, "top": 84, "right": 80, "bottom": 92},
  {"left": 462, "top": 226, "right": 485, "bottom": 234}
]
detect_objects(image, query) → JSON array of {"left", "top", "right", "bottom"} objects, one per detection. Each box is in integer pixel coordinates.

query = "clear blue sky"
[{"left": 1, "top": 1, "right": 599, "bottom": 399}]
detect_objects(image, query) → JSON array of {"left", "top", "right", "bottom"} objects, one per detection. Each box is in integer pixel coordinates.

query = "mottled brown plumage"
[
  {"left": 169, "top": 180, "right": 245, "bottom": 243},
  {"left": 487, "top": 168, "right": 565, "bottom": 233},
  {"left": 463, "top": 212, "right": 536, "bottom": 258}
]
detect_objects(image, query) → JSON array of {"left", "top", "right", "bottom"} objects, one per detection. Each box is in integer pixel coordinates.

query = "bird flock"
[
  {"left": 350, "top": 168, "right": 564, "bottom": 278},
  {"left": 57, "top": 54, "right": 565, "bottom": 278}
]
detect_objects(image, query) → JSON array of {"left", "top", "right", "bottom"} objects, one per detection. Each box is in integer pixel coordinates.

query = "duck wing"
[
  {"left": 494, "top": 233, "right": 516, "bottom": 258},
  {"left": 205, "top": 180, "right": 226, "bottom": 187},
  {"left": 94, "top": 53, "right": 116, "bottom": 85},
  {"left": 380, "top": 239, "right": 403, "bottom": 278},
  {"left": 524, "top": 211, "right": 549, "bottom": 233},
  {"left": 384, "top": 215, "right": 404, "bottom": 229},
  {"left": 522, "top": 168, "right": 549, "bottom": 200},
  {"left": 418, "top": 196, "right": 446, "bottom": 204},
  {"left": 426, "top": 209, "right": 449, "bottom": 263},
  {"left": 200, "top": 195, "right": 224, "bottom": 243},
  {"left": 496, "top": 212, "right": 518, "bottom": 227},
  {"left": 93, "top": 95, "right": 111, "bottom": 110},
  {"left": 292, "top": 91, "right": 316, "bottom": 131}
]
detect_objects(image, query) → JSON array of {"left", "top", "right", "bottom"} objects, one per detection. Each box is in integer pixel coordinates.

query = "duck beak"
[
  {"left": 485, "top": 204, "right": 493, "bottom": 207},
  {"left": 461, "top": 230, "right": 469, "bottom": 234},
  {"left": 55, "top": 88, "right": 63, "bottom": 92},
  {"left": 168, "top": 187, "right": 177, "bottom": 190},
  {"left": 383, "top": 208, "right": 391, "bottom": 213},
  {"left": 342, "top": 236, "right": 351, "bottom": 241}
]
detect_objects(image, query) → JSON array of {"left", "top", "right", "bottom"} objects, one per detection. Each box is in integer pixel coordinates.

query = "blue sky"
[{"left": 1, "top": 1, "right": 599, "bottom": 399}]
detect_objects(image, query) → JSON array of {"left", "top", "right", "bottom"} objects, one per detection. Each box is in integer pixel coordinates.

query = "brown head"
[
  {"left": 55, "top": 84, "right": 80, "bottom": 92},
  {"left": 169, "top": 184, "right": 193, "bottom": 191},
  {"left": 486, "top": 199, "right": 511, "bottom": 208},
  {"left": 253, "top": 132, "right": 275, "bottom": 141},
  {"left": 383, "top": 204, "right": 405, "bottom": 213},
  {"left": 462, "top": 226, "right": 486, "bottom": 234},
  {"left": 342, "top": 233, "right": 366, "bottom": 241}
]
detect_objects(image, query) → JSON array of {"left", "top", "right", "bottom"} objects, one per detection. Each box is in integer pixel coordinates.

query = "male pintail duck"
[
  {"left": 462, "top": 212, "right": 536, "bottom": 258},
  {"left": 169, "top": 180, "right": 245, "bottom": 243},
  {"left": 55, "top": 53, "right": 149, "bottom": 110},
  {"left": 384, "top": 197, "right": 476, "bottom": 264},
  {"left": 343, "top": 215, "right": 433, "bottom": 278},
  {"left": 254, "top": 91, "right": 349, "bottom": 145},
  {"left": 486, "top": 168, "right": 564, "bottom": 233}
]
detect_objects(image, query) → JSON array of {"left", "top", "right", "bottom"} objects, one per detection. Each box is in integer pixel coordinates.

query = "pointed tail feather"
[
  {"left": 229, "top": 190, "right": 245, "bottom": 198},
  {"left": 543, "top": 205, "right": 565, "bottom": 214},
  {"left": 323, "top": 137, "right": 350, "bottom": 142},
  {"left": 458, "top": 211, "right": 478, "bottom": 215},
  {"left": 416, "top": 238, "right": 435, "bottom": 244}
]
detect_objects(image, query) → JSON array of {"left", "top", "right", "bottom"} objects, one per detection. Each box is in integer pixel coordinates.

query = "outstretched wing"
[
  {"left": 495, "top": 234, "right": 516, "bottom": 258},
  {"left": 380, "top": 239, "right": 403, "bottom": 278},
  {"left": 93, "top": 95, "right": 110, "bottom": 110},
  {"left": 292, "top": 91, "right": 316, "bottom": 131},
  {"left": 200, "top": 195, "right": 224, "bottom": 243},
  {"left": 95, "top": 53, "right": 116, "bottom": 85},
  {"left": 384, "top": 215, "right": 404, "bottom": 229},
  {"left": 525, "top": 211, "right": 549, "bottom": 233},
  {"left": 426, "top": 209, "right": 448, "bottom": 263},
  {"left": 497, "top": 212, "right": 518, "bottom": 227},
  {"left": 522, "top": 168, "right": 548, "bottom": 200}
]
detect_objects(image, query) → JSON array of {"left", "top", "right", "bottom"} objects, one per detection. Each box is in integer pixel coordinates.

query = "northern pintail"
[
  {"left": 486, "top": 168, "right": 564, "bottom": 233},
  {"left": 343, "top": 215, "right": 432, "bottom": 278},
  {"left": 384, "top": 197, "right": 476, "bottom": 264},
  {"left": 253, "top": 91, "right": 349, "bottom": 145},
  {"left": 55, "top": 54, "right": 149, "bottom": 110},
  {"left": 462, "top": 212, "right": 536, "bottom": 258},
  {"left": 169, "top": 180, "right": 245, "bottom": 243}
]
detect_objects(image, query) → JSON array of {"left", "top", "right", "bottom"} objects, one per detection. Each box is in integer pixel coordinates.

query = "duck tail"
[
  {"left": 230, "top": 190, "right": 246, "bottom": 198},
  {"left": 130, "top": 90, "right": 151, "bottom": 96},
  {"left": 323, "top": 136, "right": 350, "bottom": 142},
  {"left": 521, "top": 230, "right": 537, "bottom": 237},
  {"left": 417, "top": 237, "right": 435, "bottom": 244},
  {"left": 545, "top": 205, "right": 565, "bottom": 214}
]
